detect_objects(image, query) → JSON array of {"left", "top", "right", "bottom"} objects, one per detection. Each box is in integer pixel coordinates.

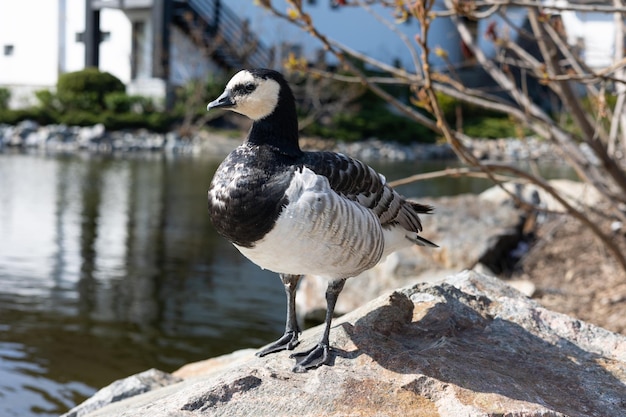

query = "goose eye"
[{"left": 244, "top": 83, "right": 256, "bottom": 93}]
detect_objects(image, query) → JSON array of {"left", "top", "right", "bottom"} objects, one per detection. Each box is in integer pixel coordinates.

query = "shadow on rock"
[{"left": 342, "top": 282, "right": 626, "bottom": 417}]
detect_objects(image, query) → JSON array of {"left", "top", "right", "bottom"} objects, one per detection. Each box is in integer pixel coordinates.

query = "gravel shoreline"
[{"left": 0, "top": 120, "right": 572, "bottom": 162}]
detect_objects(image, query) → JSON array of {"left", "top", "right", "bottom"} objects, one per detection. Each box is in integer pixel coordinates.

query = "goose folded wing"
[{"left": 301, "top": 152, "right": 433, "bottom": 233}]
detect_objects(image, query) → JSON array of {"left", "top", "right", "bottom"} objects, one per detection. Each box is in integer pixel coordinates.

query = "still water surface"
[{"left": 0, "top": 151, "right": 572, "bottom": 416}]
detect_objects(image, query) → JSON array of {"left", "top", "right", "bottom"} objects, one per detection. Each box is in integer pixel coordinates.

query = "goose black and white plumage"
[{"left": 207, "top": 68, "right": 437, "bottom": 372}]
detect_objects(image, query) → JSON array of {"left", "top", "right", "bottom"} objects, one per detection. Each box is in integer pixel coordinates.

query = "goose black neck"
[{"left": 247, "top": 81, "right": 301, "bottom": 157}]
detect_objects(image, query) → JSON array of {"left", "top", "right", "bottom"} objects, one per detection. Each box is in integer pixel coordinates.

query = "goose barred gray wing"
[{"left": 302, "top": 151, "right": 435, "bottom": 242}]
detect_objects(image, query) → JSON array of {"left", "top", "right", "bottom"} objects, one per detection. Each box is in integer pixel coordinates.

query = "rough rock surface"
[
  {"left": 61, "top": 369, "right": 181, "bottom": 417},
  {"left": 0, "top": 121, "right": 454, "bottom": 160},
  {"left": 466, "top": 136, "right": 560, "bottom": 161},
  {"left": 479, "top": 179, "right": 604, "bottom": 213},
  {"left": 2, "top": 121, "right": 575, "bottom": 162},
  {"left": 297, "top": 192, "right": 525, "bottom": 321},
  {"left": 65, "top": 271, "right": 626, "bottom": 417}
]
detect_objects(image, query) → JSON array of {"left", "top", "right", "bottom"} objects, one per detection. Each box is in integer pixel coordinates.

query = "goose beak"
[{"left": 207, "top": 91, "right": 235, "bottom": 111}]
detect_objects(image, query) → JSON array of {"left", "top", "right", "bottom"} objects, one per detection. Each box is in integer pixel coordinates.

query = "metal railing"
[{"left": 186, "top": 0, "right": 273, "bottom": 69}]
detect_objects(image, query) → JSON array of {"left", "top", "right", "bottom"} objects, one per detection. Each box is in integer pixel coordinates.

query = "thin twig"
[{"left": 387, "top": 167, "right": 518, "bottom": 187}]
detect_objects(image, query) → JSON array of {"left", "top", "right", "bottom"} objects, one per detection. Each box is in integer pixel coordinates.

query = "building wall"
[
  {"left": 170, "top": 25, "right": 222, "bottom": 86},
  {"left": 0, "top": 0, "right": 59, "bottom": 86},
  {"left": 561, "top": 11, "right": 615, "bottom": 70},
  {"left": 63, "top": 0, "right": 86, "bottom": 74},
  {"left": 0, "top": 0, "right": 60, "bottom": 106},
  {"left": 61, "top": 0, "right": 132, "bottom": 78},
  {"left": 0, "top": 0, "right": 133, "bottom": 107},
  {"left": 100, "top": 8, "right": 133, "bottom": 83},
  {"left": 124, "top": 9, "right": 170, "bottom": 99}
]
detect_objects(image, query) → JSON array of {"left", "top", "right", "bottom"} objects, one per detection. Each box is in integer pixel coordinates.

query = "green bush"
[
  {"left": 0, "top": 87, "right": 10, "bottom": 110},
  {"left": 435, "top": 91, "right": 506, "bottom": 123},
  {"left": 340, "top": 109, "right": 432, "bottom": 143},
  {"left": 0, "top": 109, "right": 21, "bottom": 124},
  {"left": 172, "top": 75, "right": 226, "bottom": 121},
  {"left": 58, "top": 111, "right": 102, "bottom": 126},
  {"left": 35, "top": 89, "right": 60, "bottom": 110},
  {"left": 104, "top": 92, "right": 133, "bottom": 113},
  {"left": 97, "top": 111, "right": 173, "bottom": 132},
  {"left": 145, "top": 112, "right": 174, "bottom": 132},
  {"left": 205, "top": 74, "right": 228, "bottom": 103},
  {"left": 463, "top": 117, "right": 529, "bottom": 139},
  {"left": 57, "top": 68, "right": 125, "bottom": 112},
  {"left": 134, "top": 96, "right": 157, "bottom": 113},
  {"left": 104, "top": 92, "right": 156, "bottom": 114},
  {"left": 0, "top": 107, "right": 57, "bottom": 125},
  {"left": 301, "top": 89, "right": 433, "bottom": 144},
  {"left": 101, "top": 112, "right": 144, "bottom": 130},
  {"left": 435, "top": 92, "right": 458, "bottom": 119}
]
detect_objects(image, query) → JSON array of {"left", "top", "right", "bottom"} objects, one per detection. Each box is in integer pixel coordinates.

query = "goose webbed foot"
[
  {"left": 257, "top": 274, "right": 302, "bottom": 358},
  {"left": 290, "top": 342, "right": 330, "bottom": 373},
  {"left": 289, "top": 278, "right": 345, "bottom": 372},
  {"left": 256, "top": 330, "right": 300, "bottom": 357}
]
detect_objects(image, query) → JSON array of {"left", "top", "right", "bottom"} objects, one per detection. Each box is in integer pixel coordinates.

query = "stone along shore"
[{"left": 1, "top": 120, "right": 579, "bottom": 162}]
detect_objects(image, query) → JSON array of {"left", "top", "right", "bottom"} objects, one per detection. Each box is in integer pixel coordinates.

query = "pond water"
[{"left": 0, "top": 150, "right": 574, "bottom": 416}]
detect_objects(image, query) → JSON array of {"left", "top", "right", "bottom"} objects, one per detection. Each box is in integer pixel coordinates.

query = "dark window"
[
  {"left": 3, "top": 44, "right": 14, "bottom": 56},
  {"left": 131, "top": 20, "right": 146, "bottom": 79}
]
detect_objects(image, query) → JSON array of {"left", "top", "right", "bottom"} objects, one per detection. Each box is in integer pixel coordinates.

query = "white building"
[
  {"left": 0, "top": 0, "right": 269, "bottom": 108},
  {"left": 0, "top": 0, "right": 469, "bottom": 109},
  {"left": 553, "top": 0, "right": 618, "bottom": 70},
  {"left": 0, "top": 0, "right": 84, "bottom": 107},
  {"left": 0, "top": 0, "right": 618, "bottom": 109}
]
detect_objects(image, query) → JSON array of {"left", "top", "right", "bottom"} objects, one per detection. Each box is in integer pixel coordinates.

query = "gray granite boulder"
[
  {"left": 63, "top": 271, "right": 626, "bottom": 417},
  {"left": 479, "top": 179, "right": 604, "bottom": 213},
  {"left": 61, "top": 369, "right": 182, "bottom": 417}
]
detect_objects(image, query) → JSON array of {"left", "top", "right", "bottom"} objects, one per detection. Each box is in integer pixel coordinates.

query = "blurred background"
[{"left": 1, "top": 0, "right": 625, "bottom": 416}]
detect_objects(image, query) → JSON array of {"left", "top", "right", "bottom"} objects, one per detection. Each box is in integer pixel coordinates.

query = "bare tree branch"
[{"left": 258, "top": 0, "right": 626, "bottom": 271}]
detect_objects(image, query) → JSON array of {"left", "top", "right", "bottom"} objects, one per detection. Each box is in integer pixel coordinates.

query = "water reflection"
[
  {"left": 0, "top": 152, "right": 285, "bottom": 416},
  {"left": 0, "top": 151, "right": 574, "bottom": 416},
  {"left": 0, "top": 339, "right": 92, "bottom": 416}
]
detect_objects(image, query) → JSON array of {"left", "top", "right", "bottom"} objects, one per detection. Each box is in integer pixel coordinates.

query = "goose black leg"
[
  {"left": 291, "top": 278, "right": 346, "bottom": 372},
  {"left": 257, "top": 274, "right": 302, "bottom": 357}
]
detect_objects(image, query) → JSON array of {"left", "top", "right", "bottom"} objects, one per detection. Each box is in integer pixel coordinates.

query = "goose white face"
[{"left": 208, "top": 70, "right": 280, "bottom": 121}]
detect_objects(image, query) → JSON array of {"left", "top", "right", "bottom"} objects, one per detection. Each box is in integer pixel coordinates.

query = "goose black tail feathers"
[
  {"left": 406, "top": 201, "right": 437, "bottom": 247},
  {"left": 409, "top": 201, "right": 435, "bottom": 214},
  {"left": 406, "top": 234, "right": 439, "bottom": 248}
]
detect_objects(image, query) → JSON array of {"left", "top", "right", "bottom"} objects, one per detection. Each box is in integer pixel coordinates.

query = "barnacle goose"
[{"left": 207, "top": 68, "right": 437, "bottom": 372}]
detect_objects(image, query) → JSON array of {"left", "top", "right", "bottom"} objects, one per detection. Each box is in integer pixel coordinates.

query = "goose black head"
[
  {"left": 208, "top": 69, "right": 301, "bottom": 156},
  {"left": 207, "top": 69, "right": 281, "bottom": 120}
]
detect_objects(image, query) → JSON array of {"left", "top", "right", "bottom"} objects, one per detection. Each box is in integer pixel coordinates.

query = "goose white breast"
[{"left": 235, "top": 166, "right": 385, "bottom": 279}]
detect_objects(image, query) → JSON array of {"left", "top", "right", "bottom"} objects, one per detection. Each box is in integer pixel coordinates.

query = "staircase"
[{"left": 172, "top": 0, "right": 273, "bottom": 70}]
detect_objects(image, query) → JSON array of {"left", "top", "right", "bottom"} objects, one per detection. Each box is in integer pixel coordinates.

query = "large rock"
[
  {"left": 297, "top": 193, "right": 524, "bottom": 321},
  {"left": 62, "top": 369, "right": 181, "bottom": 417},
  {"left": 64, "top": 271, "right": 626, "bottom": 417},
  {"left": 479, "top": 179, "right": 604, "bottom": 213}
]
